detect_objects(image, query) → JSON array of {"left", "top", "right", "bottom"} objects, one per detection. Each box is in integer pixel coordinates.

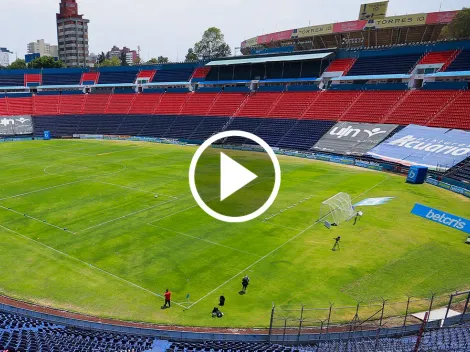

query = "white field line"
[
  {"left": 148, "top": 176, "right": 273, "bottom": 225},
  {"left": 95, "top": 181, "right": 179, "bottom": 200},
  {"left": 0, "top": 175, "right": 52, "bottom": 187},
  {"left": 0, "top": 224, "right": 188, "bottom": 308},
  {"left": 0, "top": 205, "right": 76, "bottom": 234},
  {"left": 187, "top": 176, "right": 391, "bottom": 309},
  {"left": 0, "top": 180, "right": 84, "bottom": 202},
  {"left": 147, "top": 223, "right": 261, "bottom": 258},
  {"left": 78, "top": 198, "right": 178, "bottom": 233}
]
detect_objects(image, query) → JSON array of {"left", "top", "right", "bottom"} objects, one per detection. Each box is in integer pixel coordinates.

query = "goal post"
[{"left": 319, "top": 192, "right": 355, "bottom": 225}]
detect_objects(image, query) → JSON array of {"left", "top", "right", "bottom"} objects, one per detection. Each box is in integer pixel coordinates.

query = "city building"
[
  {"left": 0, "top": 47, "right": 13, "bottom": 67},
  {"left": 56, "top": 0, "right": 89, "bottom": 67},
  {"left": 27, "top": 40, "right": 58, "bottom": 59},
  {"left": 107, "top": 46, "right": 140, "bottom": 65}
]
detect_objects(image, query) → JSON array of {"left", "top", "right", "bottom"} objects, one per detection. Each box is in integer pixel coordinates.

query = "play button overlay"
[
  {"left": 189, "top": 131, "right": 281, "bottom": 223},
  {"left": 220, "top": 152, "right": 258, "bottom": 201}
]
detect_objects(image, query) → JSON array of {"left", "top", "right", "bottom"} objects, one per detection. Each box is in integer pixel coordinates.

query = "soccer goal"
[{"left": 319, "top": 192, "right": 355, "bottom": 226}]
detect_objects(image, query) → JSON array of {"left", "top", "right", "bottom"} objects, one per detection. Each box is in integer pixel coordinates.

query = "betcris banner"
[
  {"left": 367, "top": 125, "right": 470, "bottom": 171},
  {"left": 411, "top": 203, "right": 470, "bottom": 234}
]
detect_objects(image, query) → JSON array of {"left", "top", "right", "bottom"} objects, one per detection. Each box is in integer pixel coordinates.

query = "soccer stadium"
[{"left": 1, "top": 0, "right": 470, "bottom": 351}]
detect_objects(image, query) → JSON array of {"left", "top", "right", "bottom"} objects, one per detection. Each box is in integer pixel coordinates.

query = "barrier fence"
[{"left": 267, "top": 290, "right": 470, "bottom": 343}]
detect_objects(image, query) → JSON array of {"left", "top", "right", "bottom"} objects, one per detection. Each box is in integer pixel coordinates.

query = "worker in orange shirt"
[{"left": 163, "top": 289, "right": 172, "bottom": 308}]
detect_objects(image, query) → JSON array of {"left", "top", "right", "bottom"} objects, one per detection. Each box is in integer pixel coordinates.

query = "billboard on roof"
[
  {"left": 426, "top": 11, "right": 459, "bottom": 24},
  {"left": 358, "top": 1, "right": 389, "bottom": 20},
  {"left": 333, "top": 20, "right": 368, "bottom": 33}
]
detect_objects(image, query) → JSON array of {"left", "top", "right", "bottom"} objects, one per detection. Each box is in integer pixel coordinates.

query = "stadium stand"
[
  {"left": 191, "top": 67, "right": 211, "bottom": 80},
  {"left": 80, "top": 71, "right": 100, "bottom": 85},
  {"left": 268, "top": 91, "right": 319, "bottom": 119},
  {"left": 383, "top": 90, "right": 458, "bottom": 125},
  {"left": 152, "top": 68, "right": 194, "bottom": 82},
  {"left": 58, "top": 93, "right": 86, "bottom": 115},
  {"left": 24, "top": 73, "right": 42, "bottom": 87},
  {"left": 446, "top": 49, "right": 470, "bottom": 72},
  {"left": 154, "top": 92, "right": 189, "bottom": 115},
  {"left": 427, "top": 91, "right": 470, "bottom": 130},
  {"left": 0, "top": 310, "right": 158, "bottom": 352},
  {"left": 236, "top": 92, "right": 283, "bottom": 117},
  {"left": 137, "top": 70, "right": 157, "bottom": 82},
  {"left": 98, "top": 69, "right": 138, "bottom": 84},
  {"left": 82, "top": 94, "right": 111, "bottom": 115},
  {"left": 418, "top": 50, "right": 459, "bottom": 70},
  {"left": 342, "top": 90, "right": 406, "bottom": 123},
  {"left": 0, "top": 74, "right": 24, "bottom": 87},
  {"left": 180, "top": 92, "right": 219, "bottom": 115},
  {"left": 324, "top": 58, "right": 356, "bottom": 75},
  {"left": 302, "top": 91, "right": 361, "bottom": 120},
  {"left": 128, "top": 93, "right": 163, "bottom": 115},
  {"left": 42, "top": 72, "right": 82, "bottom": 86},
  {"left": 347, "top": 53, "right": 422, "bottom": 76},
  {"left": 207, "top": 92, "right": 248, "bottom": 116}
]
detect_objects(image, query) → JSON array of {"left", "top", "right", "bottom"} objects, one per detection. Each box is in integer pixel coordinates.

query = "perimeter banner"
[
  {"left": 367, "top": 125, "right": 470, "bottom": 171},
  {"left": 292, "top": 24, "right": 334, "bottom": 38},
  {"left": 312, "top": 122, "right": 398, "bottom": 156},
  {"left": 358, "top": 1, "right": 389, "bottom": 20},
  {"left": 0, "top": 116, "right": 33, "bottom": 135},
  {"left": 368, "top": 13, "right": 427, "bottom": 29}
]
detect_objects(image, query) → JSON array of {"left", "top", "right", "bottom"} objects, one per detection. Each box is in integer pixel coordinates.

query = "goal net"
[{"left": 319, "top": 192, "right": 355, "bottom": 226}]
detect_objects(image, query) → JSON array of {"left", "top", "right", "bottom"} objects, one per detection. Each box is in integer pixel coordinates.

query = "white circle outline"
[{"left": 189, "top": 131, "right": 281, "bottom": 223}]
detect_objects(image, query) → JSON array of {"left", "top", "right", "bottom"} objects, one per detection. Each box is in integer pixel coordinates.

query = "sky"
[{"left": 2, "top": 0, "right": 468, "bottom": 62}]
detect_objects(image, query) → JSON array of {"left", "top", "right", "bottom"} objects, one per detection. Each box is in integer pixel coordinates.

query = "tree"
[
  {"left": 185, "top": 48, "right": 198, "bottom": 62},
  {"left": 8, "top": 58, "right": 27, "bottom": 69},
  {"left": 439, "top": 8, "right": 470, "bottom": 40},
  {"left": 193, "top": 27, "right": 231, "bottom": 60},
  {"left": 120, "top": 52, "right": 129, "bottom": 66},
  {"left": 157, "top": 56, "right": 169, "bottom": 64},
  {"left": 97, "top": 52, "right": 106, "bottom": 65},
  {"left": 100, "top": 57, "right": 121, "bottom": 67},
  {"left": 147, "top": 58, "right": 158, "bottom": 64},
  {"left": 29, "top": 56, "right": 65, "bottom": 69}
]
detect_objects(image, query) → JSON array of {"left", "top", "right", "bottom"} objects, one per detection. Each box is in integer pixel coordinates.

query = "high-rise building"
[
  {"left": 56, "top": 0, "right": 89, "bottom": 67},
  {"left": 0, "top": 48, "right": 13, "bottom": 67},
  {"left": 27, "top": 40, "right": 58, "bottom": 58},
  {"left": 107, "top": 46, "right": 140, "bottom": 65}
]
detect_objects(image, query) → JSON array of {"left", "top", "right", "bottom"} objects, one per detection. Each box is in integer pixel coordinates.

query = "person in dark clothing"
[
  {"left": 219, "top": 295, "right": 225, "bottom": 306},
  {"left": 242, "top": 275, "right": 250, "bottom": 292},
  {"left": 332, "top": 236, "right": 341, "bottom": 251}
]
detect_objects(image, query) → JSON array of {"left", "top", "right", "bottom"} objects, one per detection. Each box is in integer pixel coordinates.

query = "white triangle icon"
[{"left": 220, "top": 152, "right": 258, "bottom": 201}]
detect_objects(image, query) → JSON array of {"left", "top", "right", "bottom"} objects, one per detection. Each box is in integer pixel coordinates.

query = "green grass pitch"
[{"left": 0, "top": 139, "right": 469, "bottom": 328}]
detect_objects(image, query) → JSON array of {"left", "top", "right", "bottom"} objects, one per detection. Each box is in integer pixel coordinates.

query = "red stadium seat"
[
  {"left": 342, "top": 91, "right": 406, "bottom": 123},
  {"left": 325, "top": 58, "right": 356, "bottom": 75},
  {"left": 7, "top": 97, "right": 33, "bottom": 115},
  {"left": 59, "top": 94, "right": 86, "bottom": 115},
  {"left": 383, "top": 90, "right": 458, "bottom": 125},
  {"left": 106, "top": 94, "right": 136, "bottom": 114},
  {"left": 128, "top": 93, "right": 163, "bottom": 114},
  {"left": 302, "top": 91, "right": 361, "bottom": 120},
  {"left": 207, "top": 93, "right": 248, "bottom": 116},
  {"left": 154, "top": 93, "right": 190, "bottom": 115},
  {"left": 268, "top": 91, "right": 320, "bottom": 119},
  {"left": 83, "top": 94, "right": 112, "bottom": 114},
  {"left": 428, "top": 91, "right": 470, "bottom": 130},
  {"left": 33, "top": 95, "right": 61, "bottom": 115},
  {"left": 180, "top": 92, "right": 219, "bottom": 115},
  {"left": 236, "top": 92, "right": 282, "bottom": 118}
]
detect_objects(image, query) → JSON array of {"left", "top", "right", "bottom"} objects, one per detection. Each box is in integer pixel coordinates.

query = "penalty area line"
[
  {"left": 186, "top": 176, "right": 392, "bottom": 309},
  {"left": 147, "top": 223, "right": 261, "bottom": 258},
  {"left": 0, "top": 224, "right": 188, "bottom": 308}
]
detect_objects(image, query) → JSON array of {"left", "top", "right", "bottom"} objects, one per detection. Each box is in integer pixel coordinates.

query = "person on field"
[
  {"left": 163, "top": 289, "right": 171, "bottom": 308},
  {"left": 332, "top": 236, "right": 341, "bottom": 251},
  {"left": 242, "top": 275, "right": 250, "bottom": 292}
]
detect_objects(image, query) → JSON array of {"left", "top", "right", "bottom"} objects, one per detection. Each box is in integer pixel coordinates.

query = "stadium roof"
[{"left": 206, "top": 52, "right": 333, "bottom": 66}]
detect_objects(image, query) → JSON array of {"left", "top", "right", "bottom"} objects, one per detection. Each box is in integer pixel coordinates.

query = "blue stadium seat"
[
  {"left": 42, "top": 73, "right": 82, "bottom": 85},
  {"left": 277, "top": 120, "right": 336, "bottom": 150},
  {"left": 152, "top": 68, "right": 194, "bottom": 82},
  {"left": 347, "top": 53, "right": 422, "bottom": 76},
  {"left": 446, "top": 50, "right": 470, "bottom": 72},
  {"left": 98, "top": 71, "right": 138, "bottom": 84}
]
